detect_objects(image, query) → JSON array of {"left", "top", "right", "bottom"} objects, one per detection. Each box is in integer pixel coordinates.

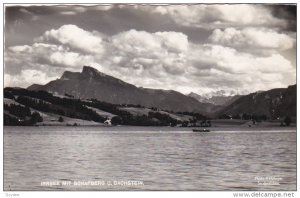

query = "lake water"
[{"left": 4, "top": 126, "right": 296, "bottom": 191}]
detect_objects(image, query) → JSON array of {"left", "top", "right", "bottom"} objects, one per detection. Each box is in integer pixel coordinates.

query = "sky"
[{"left": 4, "top": 4, "right": 297, "bottom": 95}]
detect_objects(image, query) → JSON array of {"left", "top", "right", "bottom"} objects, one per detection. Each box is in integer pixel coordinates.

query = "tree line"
[
  {"left": 4, "top": 88, "right": 201, "bottom": 126},
  {"left": 4, "top": 103, "right": 43, "bottom": 126}
]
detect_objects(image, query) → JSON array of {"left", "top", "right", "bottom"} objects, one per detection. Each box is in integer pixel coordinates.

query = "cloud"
[
  {"left": 5, "top": 24, "right": 296, "bottom": 95},
  {"left": 19, "top": 8, "right": 32, "bottom": 15},
  {"left": 4, "top": 69, "right": 57, "bottom": 88},
  {"left": 183, "top": 43, "right": 294, "bottom": 94},
  {"left": 148, "top": 4, "right": 287, "bottom": 29},
  {"left": 73, "top": 6, "right": 87, "bottom": 13},
  {"left": 57, "top": 6, "right": 88, "bottom": 14},
  {"left": 18, "top": 7, "right": 39, "bottom": 21},
  {"left": 189, "top": 44, "right": 293, "bottom": 73},
  {"left": 92, "top": 5, "right": 114, "bottom": 11},
  {"left": 49, "top": 51, "right": 95, "bottom": 68},
  {"left": 36, "top": 24, "right": 104, "bottom": 54},
  {"left": 110, "top": 29, "right": 188, "bottom": 55},
  {"left": 155, "top": 31, "right": 188, "bottom": 52},
  {"left": 5, "top": 42, "right": 97, "bottom": 79},
  {"left": 209, "top": 27, "right": 295, "bottom": 51},
  {"left": 104, "top": 29, "right": 188, "bottom": 78},
  {"left": 102, "top": 29, "right": 294, "bottom": 94},
  {"left": 60, "top": 11, "right": 77, "bottom": 15}
]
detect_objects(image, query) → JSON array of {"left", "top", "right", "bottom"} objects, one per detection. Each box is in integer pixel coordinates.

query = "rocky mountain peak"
[
  {"left": 82, "top": 66, "right": 107, "bottom": 78},
  {"left": 60, "top": 66, "right": 108, "bottom": 81},
  {"left": 61, "top": 71, "right": 78, "bottom": 80}
]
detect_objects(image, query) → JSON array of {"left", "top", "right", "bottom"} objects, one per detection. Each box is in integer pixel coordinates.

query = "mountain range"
[
  {"left": 215, "top": 85, "right": 296, "bottom": 119},
  {"left": 187, "top": 92, "right": 241, "bottom": 106},
  {"left": 28, "top": 66, "right": 214, "bottom": 114},
  {"left": 27, "top": 66, "right": 296, "bottom": 119}
]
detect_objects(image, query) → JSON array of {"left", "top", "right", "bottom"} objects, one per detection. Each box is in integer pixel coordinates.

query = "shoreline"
[
  {"left": 3, "top": 119, "right": 296, "bottom": 128},
  {"left": 4, "top": 125, "right": 296, "bottom": 129}
]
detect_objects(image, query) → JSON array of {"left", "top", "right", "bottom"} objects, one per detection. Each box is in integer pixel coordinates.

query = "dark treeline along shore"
[
  {"left": 4, "top": 87, "right": 296, "bottom": 127},
  {"left": 4, "top": 87, "right": 207, "bottom": 127},
  {"left": 4, "top": 66, "right": 296, "bottom": 127}
]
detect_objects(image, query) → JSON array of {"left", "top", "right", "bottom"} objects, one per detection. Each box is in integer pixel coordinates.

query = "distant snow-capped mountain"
[{"left": 188, "top": 91, "right": 241, "bottom": 106}]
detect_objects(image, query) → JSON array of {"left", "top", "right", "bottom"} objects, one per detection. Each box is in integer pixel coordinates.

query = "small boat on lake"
[{"left": 193, "top": 129, "right": 210, "bottom": 132}]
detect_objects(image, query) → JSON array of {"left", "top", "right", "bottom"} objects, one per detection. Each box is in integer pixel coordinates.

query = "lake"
[{"left": 4, "top": 126, "right": 296, "bottom": 191}]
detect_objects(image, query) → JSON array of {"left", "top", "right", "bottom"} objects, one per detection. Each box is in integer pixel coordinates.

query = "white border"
[{"left": 1, "top": 1, "right": 298, "bottom": 198}]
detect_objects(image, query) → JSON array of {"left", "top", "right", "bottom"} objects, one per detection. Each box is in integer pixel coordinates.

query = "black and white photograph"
[{"left": 2, "top": 2, "right": 297, "bottom": 195}]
